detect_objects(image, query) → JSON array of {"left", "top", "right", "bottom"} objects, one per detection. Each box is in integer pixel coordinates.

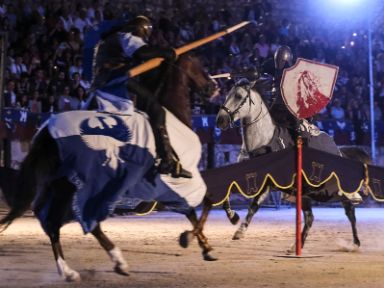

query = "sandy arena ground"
[{"left": 1, "top": 207, "right": 384, "bottom": 288}]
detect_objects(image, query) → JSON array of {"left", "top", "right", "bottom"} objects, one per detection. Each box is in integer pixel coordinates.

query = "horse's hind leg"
[
  {"left": 222, "top": 199, "right": 240, "bottom": 225},
  {"left": 233, "top": 187, "right": 270, "bottom": 240},
  {"left": 91, "top": 223, "right": 129, "bottom": 276},
  {"left": 342, "top": 200, "right": 360, "bottom": 247},
  {"left": 287, "top": 197, "right": 314, "bottom": 253},
  {"left": 301, "top": 197, "right": 314, "bottom": 248},
  {"left": 49, "top": 229, "right": 81, "bottom": 282},
  {"left": 44, "top": 179, "right": 80, "bottom": 281}
]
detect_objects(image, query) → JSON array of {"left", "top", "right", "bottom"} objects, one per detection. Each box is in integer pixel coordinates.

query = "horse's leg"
[
  {"left": 287, "top": 196, "right": 314, "bottom": 253},
  {"left": 180, "top": 197, "right": 217, "bottom": 261},
  {"left": 222, "top": 198, "right": 240, "bottom": 225},
  {"left": 91, "top": 223, "right": 129, "bottom": 275},
  {"left": 342, "top": 200, "right": 361, "bottom": 247},
  {"left": 44, "top": 179, "right": 80, "bottom": 281},
  {"left": 44, "top": 179, "right": 80, "bottom": 282},
  {"left": 49, "top": 228, "right": 81, "bottom": 282},
  {"left": 232, "top": 187, "right": 270, "bottom": 240},
  {"left": 301, "top": 197, "right": 314, "bottom": 248}
]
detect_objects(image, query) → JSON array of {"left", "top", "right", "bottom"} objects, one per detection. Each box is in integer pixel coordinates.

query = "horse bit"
[{"left": 220, "top": 83, "right": 264, "bottom": 128}]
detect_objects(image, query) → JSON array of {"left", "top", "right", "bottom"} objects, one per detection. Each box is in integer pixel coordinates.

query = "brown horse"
[{"left": 0, "top": 54, "right": 218, "bottom": 282}]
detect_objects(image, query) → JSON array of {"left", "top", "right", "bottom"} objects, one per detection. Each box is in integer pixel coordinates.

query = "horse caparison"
[
  {"left": 0, "top": 54, "right": 218, "bottom": 282},
  {"left": 210, "top": 78, "right": 370, "bottom": 251}
]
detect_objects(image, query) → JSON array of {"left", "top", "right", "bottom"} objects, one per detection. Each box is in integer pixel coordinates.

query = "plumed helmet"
[
  {"left": 122, "top": 15, "right": 153, "bottom": 42},
  {"left": 274, "top": 45, "right": 293, "bottom": 70}
]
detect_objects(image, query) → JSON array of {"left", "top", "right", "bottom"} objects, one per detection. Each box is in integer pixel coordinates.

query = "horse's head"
[
  {"left": 216, "top": 78, "right": 264, "bottom": 130},
  {"left": 175, "top": 54, "right": 216, "bottom": 98},
  {"left": 161, "top": 54, "right": 217, "bottom": 127}
]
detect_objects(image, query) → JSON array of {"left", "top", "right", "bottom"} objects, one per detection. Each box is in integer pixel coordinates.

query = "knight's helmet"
[
  {"left": 274, "top": 45, "right": 293, "bottom": 70},
  {"left": 122, "top": 15, "right": 153, "bottom": 42}
]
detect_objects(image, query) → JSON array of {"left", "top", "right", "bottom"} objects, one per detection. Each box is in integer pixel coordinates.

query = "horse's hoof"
[
  {"left": 353, "top": 244, "right": 360, "bottom": 251},
  {"left": 65, "top": 270, "right": 81, "bottom": 282},
  {"left": 286, "top": 243, "right": 295, "bottom": 254},
  {"left": 203, "top": 252, "right": 218, "bottom": 261},
  {"left": 114, "top": 265, "right": 130, "bottom": 276},
  {"left": 229, "top": 212, "right": 240, "bottom": 225},
  {"left": 179, "top": 230, "right": 194, "bottom": 248},
  {"left": 232, "top": 231, "right": 244, "bottom": 240}
]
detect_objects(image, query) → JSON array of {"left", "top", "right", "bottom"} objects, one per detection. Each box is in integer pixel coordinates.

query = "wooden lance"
[{"left": 127, "top": 21, "right": 250, "bottom": 77}]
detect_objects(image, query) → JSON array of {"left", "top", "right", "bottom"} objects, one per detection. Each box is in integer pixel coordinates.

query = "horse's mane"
[
  {"left": 154, "top": 54, "right": 209, "bottom": 128},
  {"left": 139, "top": 54, "right": 193, "bottom": 127}
]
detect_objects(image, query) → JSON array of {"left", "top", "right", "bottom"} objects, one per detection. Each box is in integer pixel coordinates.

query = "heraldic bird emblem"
[{"left": 79, "top": 115, "right": 132, "bottom": 169}]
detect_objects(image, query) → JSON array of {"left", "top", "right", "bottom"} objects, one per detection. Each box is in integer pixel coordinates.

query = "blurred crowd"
[{"left": 1, "top": 0, "right": 384, "bottom": 144}]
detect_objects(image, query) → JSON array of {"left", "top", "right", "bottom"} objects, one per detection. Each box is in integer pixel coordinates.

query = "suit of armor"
[{"left": 92, "top": 16, "right": 192, "bottom": 178}]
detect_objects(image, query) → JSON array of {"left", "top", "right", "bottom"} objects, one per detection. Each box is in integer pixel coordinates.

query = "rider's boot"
[{"left": 155, "top": 125, "right": 192, "bottom": 179}]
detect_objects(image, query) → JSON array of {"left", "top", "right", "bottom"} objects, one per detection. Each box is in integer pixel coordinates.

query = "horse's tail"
[
  {"left": 0, "top": 166, "right": 18, "bottom": 208},
  {"left": 0, "top": 127, "right": 58, "bottom": 232}
]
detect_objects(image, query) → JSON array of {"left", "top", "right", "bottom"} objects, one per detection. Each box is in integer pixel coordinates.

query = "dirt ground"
[{"left": 1, "top": 206, "right": 384, "bottom": 288}]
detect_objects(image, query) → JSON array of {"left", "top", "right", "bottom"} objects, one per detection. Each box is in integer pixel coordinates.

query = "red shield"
[{"left": 280, "top": 58, "right": 339, "bottom": 119}]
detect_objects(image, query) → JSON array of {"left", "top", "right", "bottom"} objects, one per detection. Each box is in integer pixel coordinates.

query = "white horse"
[{"left": 216, "top": 78, "right": 369, "bottom": 251}]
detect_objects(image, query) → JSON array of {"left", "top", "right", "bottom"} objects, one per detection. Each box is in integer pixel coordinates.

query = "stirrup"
[
  {"left": 171, "top": 161, "right": 192, "bottom": 179},
  {"left": 158, "top": 160, "right": 192, "bottom": 179}
]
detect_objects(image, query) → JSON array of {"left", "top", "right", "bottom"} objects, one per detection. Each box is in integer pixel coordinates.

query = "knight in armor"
[
  {"left": 91, "top": 15, "right": 192, "bottom": 178},
  {"left": 263, "top": 46, "right": 362, "bottom": 204}
]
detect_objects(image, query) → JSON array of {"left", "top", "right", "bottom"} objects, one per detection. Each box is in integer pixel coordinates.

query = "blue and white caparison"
[{"left": 36, "top": 103, "right": 206, "bottom": 233}]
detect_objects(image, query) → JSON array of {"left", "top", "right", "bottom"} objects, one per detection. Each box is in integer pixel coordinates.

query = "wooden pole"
[
  {"left": 128, "top": 21, "right": 250, "bottom": 77},
  {"left": 296, "top": 136, "right": 303, "bottom": 256}
]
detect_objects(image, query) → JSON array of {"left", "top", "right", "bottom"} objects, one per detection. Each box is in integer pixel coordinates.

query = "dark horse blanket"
[{"left": 247, "top": 120, "right": 340, "bottom": 158}]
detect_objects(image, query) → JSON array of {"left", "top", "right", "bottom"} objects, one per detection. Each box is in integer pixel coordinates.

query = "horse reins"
[{"left": 220, "top": 84, "right": 267, "bottom": 129}]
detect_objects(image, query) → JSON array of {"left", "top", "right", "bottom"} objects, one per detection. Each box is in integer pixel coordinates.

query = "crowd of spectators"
[{"left": 1, "top": 0, "right": 384, "bottom": 145}]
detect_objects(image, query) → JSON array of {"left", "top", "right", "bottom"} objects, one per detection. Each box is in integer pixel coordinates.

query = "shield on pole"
[{"left": 280, "top": 58, "right": 339, "bottom": 119}]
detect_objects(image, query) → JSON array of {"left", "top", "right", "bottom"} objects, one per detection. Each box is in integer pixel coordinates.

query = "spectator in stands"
[
  {"left": 58, "top": 85, "right": 79, "bottom": 111},
  {"left": 29, "top": 90, "right": 42, "bottom": 113},
  {"left": 9, "top": 55, "right": 28, "bottom": 79},
  {"left": 27, "top": 53, "right": 42, "bottom": 75},
  {"left": 49, "top": 69, "right": 67, "bottom": 94},
  {"left": 29, "top": 68, "right": 48, "bottom": 95},
  {"left": 65, "top": 28, "right": 82, "bottom": 54},
  {"left": 73, "top": 8, "right": 92, "bottom": 39},
  {"left": 69, "top": 71, "right": 81, "bottom": 92},
  {"left": 58, "top": 7, "right": 74, "bottom": 32},
  {"left": 229, "top": 36, "right": 241, "bottom": 57},
  {"left": 16, "top": 72, "right": 31, "bottom": 95},
  {"left": 79, "top": 72, "right": 91, "bottom": 90},
  {"left": 253, "top": 33, "right": 270, "bottom": 60},
  {"left": 69, "top": 56, "right": 83, "bottom": 79},
  {"left": 347, "top": 98, "right": 367, "bottom": 145},
  {"left": 18, "top": 93, "right": 29, "bottom": 109},
  {"left": 3, "top": 79, "right": 18, "bottom": 107},
  {"left": 75, "top": 86, "right": 87, "bottom": 110},
  {"left": 87, "top": 0, "right": 104, "bottom": 22},
  {"left": 330, "top": 99, "right": 345, "bottom": 120},
  {"left": 42, "top": 94, "right": 59, "bottom": 113},
  {"left": 48, "top": 18, "right": 68, "bottom": 46}
]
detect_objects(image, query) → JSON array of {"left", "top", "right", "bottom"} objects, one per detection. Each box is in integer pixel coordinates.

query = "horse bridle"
[
  {"left": 220, "top": 84, "right": 265, "bottom": 128},
  {"left": 168, "top": 55, "right": 214, "bottom": 95}
]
